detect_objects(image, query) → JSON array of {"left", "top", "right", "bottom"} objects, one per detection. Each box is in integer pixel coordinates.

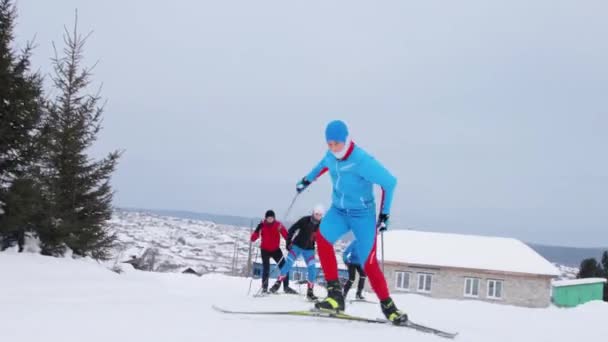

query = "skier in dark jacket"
[
  {"left": 269, "top": 205, "right": 324, "bottom": 300},
  {"left": 250, "top": 209, "right": 294, "bottom": 293},
  {"left": 342, "top": 240, "right": 367, "bottom": 300}
]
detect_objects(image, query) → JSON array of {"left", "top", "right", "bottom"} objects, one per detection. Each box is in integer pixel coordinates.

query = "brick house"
[{"left": 377, "top": 230, "right": 560, "bottom": 308}]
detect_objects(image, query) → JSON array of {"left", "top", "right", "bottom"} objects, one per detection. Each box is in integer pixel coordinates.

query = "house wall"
[
  {"left": 379, "top": 263, "right": 553, "bottom": 308},
  {"left": 553, "top": 283, "right": 605, "bottom": 307}
]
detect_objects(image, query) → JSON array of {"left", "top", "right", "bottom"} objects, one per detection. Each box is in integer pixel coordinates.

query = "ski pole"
[
  {"left": 376, "top": 213, "right": 386, "bottom": 274},
  {"left": 381, "top": 231, "right": 385, "bottom": 274},
  {"left": 247, "top": 242, "right": 260, "bottom": 296},
  {"left": 279, "top": 193, "right": 299, "bottom": 287},
  {"left": 282, "top": 193, "right": 299, "bottom": 223}
]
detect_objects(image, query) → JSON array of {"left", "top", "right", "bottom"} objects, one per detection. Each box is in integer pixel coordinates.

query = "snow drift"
[{"left": 1, "top": 251, "right": 607, "bottom": 342}]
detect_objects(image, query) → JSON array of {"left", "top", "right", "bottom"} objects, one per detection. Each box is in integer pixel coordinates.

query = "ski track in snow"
[{"left": 1, "top": 251, "right": 606, "bottom": 342}]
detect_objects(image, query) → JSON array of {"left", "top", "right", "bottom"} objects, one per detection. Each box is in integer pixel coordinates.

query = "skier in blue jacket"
[
  {"left": 296, "top": 120, "right": 407, "bottom": 324},
  {"left": 342, "top": 240, "right": 367, "bottom": 300}
]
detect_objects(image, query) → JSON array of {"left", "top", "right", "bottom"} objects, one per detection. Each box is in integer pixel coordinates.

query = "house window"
[
  {"left": 395, "top": 271, "right": 411, "bottom": 291},
  {"left": 464, "top": 277, "right": 480, "bottom": 297},
  {"left": 292, "top": 270, "right": 305, "bottom": 281},
  {"left": 417, "top": 273, "right": 433, "bottom": 293},
  {"left": 487, "top": 279, "right": 503, "bottom": 299}
]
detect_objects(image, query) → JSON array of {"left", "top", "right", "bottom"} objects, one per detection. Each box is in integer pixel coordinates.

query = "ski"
[
  {"left": 253, "top": 292, "right": 319, "bottom": 303},
  {"left": 212, "top": 305, "right": 458, "bottom": 339},
  {"left": 378, "top": 318, "right": 458, "bottom": 339},
  {"left": 348, "top": 298, "right": 378, "bottom": 304},
  {"left": 252, "top": 292, "right": 270, "bottom": 298},
  {"left": 252, "top": 291, "right": 303, "bottom": 298},
  {"left": 213, "top": 305, "right": 386, "bottom": 323}
]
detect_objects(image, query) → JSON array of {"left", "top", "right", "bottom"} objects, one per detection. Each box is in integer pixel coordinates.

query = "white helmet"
[{"left": 312, "top": 204, "right": 325, "bottom": 216}]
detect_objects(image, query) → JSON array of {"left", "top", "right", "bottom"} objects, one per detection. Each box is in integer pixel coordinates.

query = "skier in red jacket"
[{"left": 250, "top": 210, "right": 295, "bottom": 294}]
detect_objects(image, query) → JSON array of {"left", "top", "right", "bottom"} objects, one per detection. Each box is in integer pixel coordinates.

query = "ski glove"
[
  {"left": 296, "top": 178, "right": 311, "bottom": 193},
  {"left": 378, "top": 213, "right": 390, "bottom": 232}
]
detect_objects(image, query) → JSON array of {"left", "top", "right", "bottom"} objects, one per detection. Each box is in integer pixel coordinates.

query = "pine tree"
[
  {"left": 601, "top": 251, "right": 608, "bottom": 301},
  {"left": 0, "top": 0, "right": 44, "bottom": 247},
  {"left": 39, "top": 14, "right": 120, "bottom": 259},
  {"left": 0, "top": 177, "right": 48, "bottom": 251},
  {"left": 577, "top": 258, "right": 603, "bottom": 278},
  {"left": 601, "top": 251, "right": 608, "bottom": 277}
]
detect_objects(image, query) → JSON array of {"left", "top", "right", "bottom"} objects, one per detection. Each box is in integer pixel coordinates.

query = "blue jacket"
[
  {"left": 343, "top": 241, "right": 361, "bottom": 265},
  {"left": 304, "top": 144, "right": 397, "bottom": 214}
]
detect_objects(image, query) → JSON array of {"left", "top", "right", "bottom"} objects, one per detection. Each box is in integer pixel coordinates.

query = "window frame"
[
  {"left": 292, "top": 270, "right": 305, "bottom": 281},
  {"left": 463, "top": 277, "right": 480, "bottom": 298},
  {"left": 416, "top": 272, "right": 433, "bottom": 293},
  {"left": 395, "top": 271, "right": 412, "bottom": 291},
  {"left": 487, "top": 279, "right": 504, "bottom": 300}
]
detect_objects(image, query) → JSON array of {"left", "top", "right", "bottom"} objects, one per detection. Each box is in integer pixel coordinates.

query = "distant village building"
[
  {"left": 552, "top": 278, "right": 606, "bottom": 307},
  {"left": 182, "top": 267, "right": 202, "bottom": 276},
  {"left": 377, "top": 230, "right": 560, "bottom": 308},
  {"left": 252, "top": 259, "right": 348, "bottom": 286}
]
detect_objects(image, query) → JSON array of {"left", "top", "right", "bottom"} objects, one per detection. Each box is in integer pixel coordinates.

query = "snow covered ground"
[{"left": 1, "top": 251, "right": 606, "bottom": 342}]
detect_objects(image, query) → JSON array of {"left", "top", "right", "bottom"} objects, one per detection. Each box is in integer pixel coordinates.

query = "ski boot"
[
  {"left": 314, "top": 280, "right": 344, "bottom": 312},
  {"left": 306, "top": 288, "right": 318, "bottom": 301},
  {"left": 355, "top": 291, "right": 365, "bottom": 300},
  {"left": 380, "top": 297, "right": 408, "bottom": 325},
  {"left": 269, "top": 281, "right": 282, "bottom": 294},
  {"left": 342, "top": 280, "right": 353, "bottom": 298},
  {"left": 283, "top": 286, "right": 298, "bottom": 294}
]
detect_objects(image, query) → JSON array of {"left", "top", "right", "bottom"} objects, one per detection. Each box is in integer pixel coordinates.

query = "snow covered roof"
[
  {"left": 377, "top": 230, "right": 560, "bottom": 276},
  {"left": 552, "top": 278, "right": 607, "bottom": 287}
]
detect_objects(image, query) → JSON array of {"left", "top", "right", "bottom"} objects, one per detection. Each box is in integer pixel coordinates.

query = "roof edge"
[{"left": 383, "top": 260, "right": 560, "bottom": 278}]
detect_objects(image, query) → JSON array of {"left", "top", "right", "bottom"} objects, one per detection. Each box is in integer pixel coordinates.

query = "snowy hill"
[
  {"left": 554, "top": 264, "right": 580, "bottom": 280},
  {"left": 117, "top": 208, "right": 604, "bottom": 269},
  {"left": 108, "top": 210, "right": 348, "bottom": 275},
  {"left": 121, "top": 207, "right": 260, "bottom": 228},
  {"left": 108, "top": 210, "right": 254, "bottom": 275},
  {"left": 1, "top": 251, "right": 607, "bottom": 342},
  {"left": 108, "top": 210, "right": 576, "bottom": 279},
  {"left": 528, "top": 243, "right": 606, "bottom": 267}
]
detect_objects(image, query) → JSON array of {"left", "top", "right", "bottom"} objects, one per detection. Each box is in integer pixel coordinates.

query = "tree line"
[
  {"left": 577, "top": 251, "right": 608, "bottom": 301},
  {"left": 0, "top": 0, "right": 120, "bottom": 260}
]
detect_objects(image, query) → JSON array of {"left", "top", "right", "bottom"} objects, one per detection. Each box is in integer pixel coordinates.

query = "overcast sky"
[{"left": 13, "top": 0, "right": 608, "bottom": 246}]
